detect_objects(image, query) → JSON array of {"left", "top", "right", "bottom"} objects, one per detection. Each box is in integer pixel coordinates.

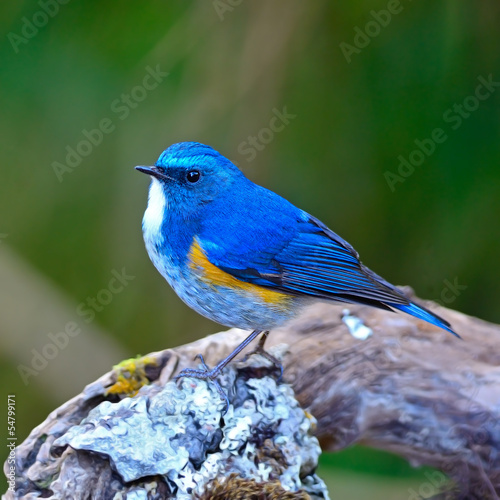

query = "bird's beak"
[{"left": 135, "top": 166, "right": 171, "bottom": 182}]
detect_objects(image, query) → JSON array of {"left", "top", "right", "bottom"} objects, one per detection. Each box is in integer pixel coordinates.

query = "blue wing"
[{"left": 198, "top": 186, "right": 457, "bottom": 336}]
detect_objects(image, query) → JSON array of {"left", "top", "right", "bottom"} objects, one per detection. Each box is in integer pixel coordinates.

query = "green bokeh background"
[{"left": 1, "top": 1, "right": 499, "bottom": 497}]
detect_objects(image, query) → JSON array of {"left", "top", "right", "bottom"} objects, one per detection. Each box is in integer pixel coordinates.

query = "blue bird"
[{"left": 136, "top": 142, "right": 457, "bottom": 394}]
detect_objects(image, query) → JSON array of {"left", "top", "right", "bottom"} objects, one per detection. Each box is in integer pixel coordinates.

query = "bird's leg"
[
  {"left": 175, "top": 329, "right": 264, "bottom": 383},
  {"left": 175, "top": 329, "right": 285, "bottom": 409},
  {"left": 239, "top": 330, "right": 283, "bottom": 380},
  {"left": 192, "top": 353, "right": 229, "bottom": 410}
]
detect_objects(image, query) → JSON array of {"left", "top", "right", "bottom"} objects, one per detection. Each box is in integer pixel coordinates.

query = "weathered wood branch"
[{"left": 4, "top": 289, "right": 500, "bottom": 498}]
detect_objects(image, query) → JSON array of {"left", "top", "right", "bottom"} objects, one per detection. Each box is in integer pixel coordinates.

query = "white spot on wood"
[{"left": 342, "top": 309, "right": 373, "bottom": 340}]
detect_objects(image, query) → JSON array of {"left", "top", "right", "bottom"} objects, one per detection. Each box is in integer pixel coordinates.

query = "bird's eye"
[{"left": 186, "top": 170, "right": 201, "bottom": 183}]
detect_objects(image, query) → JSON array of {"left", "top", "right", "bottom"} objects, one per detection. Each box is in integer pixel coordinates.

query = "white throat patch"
[{"left": 143, "top": 178, "right": 167, "bottom": 239}]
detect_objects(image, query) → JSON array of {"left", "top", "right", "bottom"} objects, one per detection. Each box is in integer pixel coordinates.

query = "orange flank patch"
[{"left": 188, "top": 239, "right": 291, "bottom": 307}]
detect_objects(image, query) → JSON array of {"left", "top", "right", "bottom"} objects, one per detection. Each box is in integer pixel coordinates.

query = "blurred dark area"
[{"left": 1, "top": 1, "right": 499, "bottom": 496}]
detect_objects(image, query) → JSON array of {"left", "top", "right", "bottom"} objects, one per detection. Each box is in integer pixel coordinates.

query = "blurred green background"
[{"left": 1, "top": 0, "right": 499, "bottom": 497}]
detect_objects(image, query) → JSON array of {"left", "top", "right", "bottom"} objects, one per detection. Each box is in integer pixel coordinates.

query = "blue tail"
[{"left": 390, "top": 302, "right": 460, "bottom": 338}]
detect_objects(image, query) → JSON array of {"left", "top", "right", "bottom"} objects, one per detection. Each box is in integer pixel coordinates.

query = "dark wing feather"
[{"left": 218, "top": 215, "right": 410, "bottom": 309}]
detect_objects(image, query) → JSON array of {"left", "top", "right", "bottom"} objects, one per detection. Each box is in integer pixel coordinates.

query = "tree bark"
[{"left": 4, "top": 289, "right": 500, "bottom": 499}]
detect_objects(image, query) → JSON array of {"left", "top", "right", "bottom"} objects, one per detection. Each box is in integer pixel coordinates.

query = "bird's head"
[{"left": 136, "top": 142, "right": 245, "bottom": 219}]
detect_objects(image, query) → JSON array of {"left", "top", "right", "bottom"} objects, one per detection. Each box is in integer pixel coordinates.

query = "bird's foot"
[
  {"left": 175, "top": 354, "right": 230, "bottom": 411},
  {"left": 240, "top": 344, "right": 283, "bottom": 381},
  {"left": 174, "top": 330, "right": 274, "bottom": 411}
]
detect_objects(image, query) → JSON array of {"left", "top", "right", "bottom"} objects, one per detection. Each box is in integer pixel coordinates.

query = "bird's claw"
[
  {"left": 240, "top": 347, "right": 284, "bottom": 381},
  {"left": 175, "top": 355, "right": 230, "bottom": 412}
]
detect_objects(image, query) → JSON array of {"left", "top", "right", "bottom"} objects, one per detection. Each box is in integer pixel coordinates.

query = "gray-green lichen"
[{"left": 12, "top": 354, "right": 329, "bottom": 499}]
